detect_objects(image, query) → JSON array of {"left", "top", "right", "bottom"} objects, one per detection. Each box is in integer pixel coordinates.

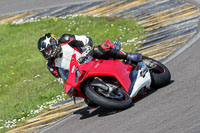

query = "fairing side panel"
[{"left": 82, "top": 60, "right": 132, "bottom": 92}]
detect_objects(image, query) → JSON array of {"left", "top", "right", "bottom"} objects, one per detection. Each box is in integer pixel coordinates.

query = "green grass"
[{"left": 0, "top": 16, "right": 143, "bottom": 131}]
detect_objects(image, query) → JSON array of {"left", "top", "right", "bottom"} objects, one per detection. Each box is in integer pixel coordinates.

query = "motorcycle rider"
[{"left": 38, "top": 33, "right": 142, "bottom": 84}]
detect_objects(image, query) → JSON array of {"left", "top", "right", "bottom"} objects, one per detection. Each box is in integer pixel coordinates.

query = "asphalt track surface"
[
  {"left": 41, "top": 37, "right": 200, "bottom": 133},
  {"left": 1, "top": 0, "right": 200, "bottom": 133},
  {"left": 0, "top": 0, "right": 106, "bottom": 16}
]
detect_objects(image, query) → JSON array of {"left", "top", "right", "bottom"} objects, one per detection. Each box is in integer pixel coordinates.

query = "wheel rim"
[
  {"left": 92, "top": 86, "right": 129, "bottom": 102},
  {"left": 151, "top": 63, "right": 165, "bottom": 74},
  {"left": 143, "top": 59, "right": 165, "bottom": 74}
]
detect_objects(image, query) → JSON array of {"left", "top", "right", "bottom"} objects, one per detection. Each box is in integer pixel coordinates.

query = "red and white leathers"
[{"left": 47, "top": 34, "right": 93, "bottom": 82}]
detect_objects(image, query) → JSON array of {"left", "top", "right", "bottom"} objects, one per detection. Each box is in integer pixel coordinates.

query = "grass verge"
[{"left": 0, "top": 15, "right": 144, "bottom": 132}]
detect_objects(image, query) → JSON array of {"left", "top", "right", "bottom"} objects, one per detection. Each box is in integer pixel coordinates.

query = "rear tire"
[
  {"left": 85, "top": 83, "right": 132, "bottom": 110},
  {"left": 142, "top": 56, "right": 171, "bottom": 88}
]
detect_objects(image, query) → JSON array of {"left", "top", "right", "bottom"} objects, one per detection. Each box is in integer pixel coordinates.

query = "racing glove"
[
  {"left": 78, "top": 45, "right": 92, "bottom": 63},
  {"left": 127, "top": 53, "right": 142, "bottom": 62}
]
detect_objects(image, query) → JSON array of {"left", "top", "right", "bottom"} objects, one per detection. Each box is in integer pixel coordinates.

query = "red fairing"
[
  {"left": 63, "top": 40, "right": 133, "bottom": 99},
  {"left": 64, "top": 54, "right": 78, "bottom": 94},
  {"left": 64, "top": 56, "right": 133, "bottom": 98},
  {"left": 81, "top": 60, "right": 132, "bottom": 92}
]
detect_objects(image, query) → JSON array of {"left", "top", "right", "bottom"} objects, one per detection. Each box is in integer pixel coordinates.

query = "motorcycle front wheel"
[
  {"left": 85, "top": 82, "right": 132, "bottom": 110},
  {"left": 142, "top": 56, "right": 171, "bottom": 88}
]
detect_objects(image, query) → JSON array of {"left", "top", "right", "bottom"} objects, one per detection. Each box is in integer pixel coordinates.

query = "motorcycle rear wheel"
[
  {"left": 142, "top": 56, "right": 171, "bottom": 88},
  {"left": 85, "top": 83, "right": 132, "bottom": 110}
]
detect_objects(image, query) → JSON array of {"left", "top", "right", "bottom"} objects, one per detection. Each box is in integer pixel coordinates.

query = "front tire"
[
  {"left": 85, "top": 83, "right": 132, "bottom": 110},
  {"left": 142, "top": 56, "right": 171, "bottom": 88}
]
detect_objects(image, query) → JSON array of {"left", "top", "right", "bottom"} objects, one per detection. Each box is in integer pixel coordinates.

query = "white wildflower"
[
  {"left": 127, "top": 37, "right": 137, "bottom": 43},
  {"left": 21, "top": 117, "right": 25, "bottom": 121},
  {"left": 34, "top": 74, "right": 40, "bottom": 78},
  {"left": 1, "top": 92, "right": 67, "bottom": 129}
]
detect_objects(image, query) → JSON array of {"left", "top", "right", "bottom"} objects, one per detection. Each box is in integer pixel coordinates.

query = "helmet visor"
[
  {"left": 44, "top": 47, "right": 53, "bottom": 55},
  {"left": 42, "top": 46, "right": 53, "bottom": 59}
]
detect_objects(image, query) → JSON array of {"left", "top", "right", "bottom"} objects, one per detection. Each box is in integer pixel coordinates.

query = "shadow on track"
[
  {"left": 74, "top": 80, "right": 174, "bottom": 119},
  {"left": 75, "top": 107, "right": 122, "bottom": 120},
  {"left": 133, "top": 80, "right": 174, "bottom": 103}
]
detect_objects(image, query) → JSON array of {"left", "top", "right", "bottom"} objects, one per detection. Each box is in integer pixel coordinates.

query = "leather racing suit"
[{"left": 47, "top": 34, "right": 93, "bottom": 82}]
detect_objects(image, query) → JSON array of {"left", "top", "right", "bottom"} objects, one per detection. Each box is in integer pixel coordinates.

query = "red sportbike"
[{"left": 59, "top": 45, "right": 171, "bottom": 110}]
